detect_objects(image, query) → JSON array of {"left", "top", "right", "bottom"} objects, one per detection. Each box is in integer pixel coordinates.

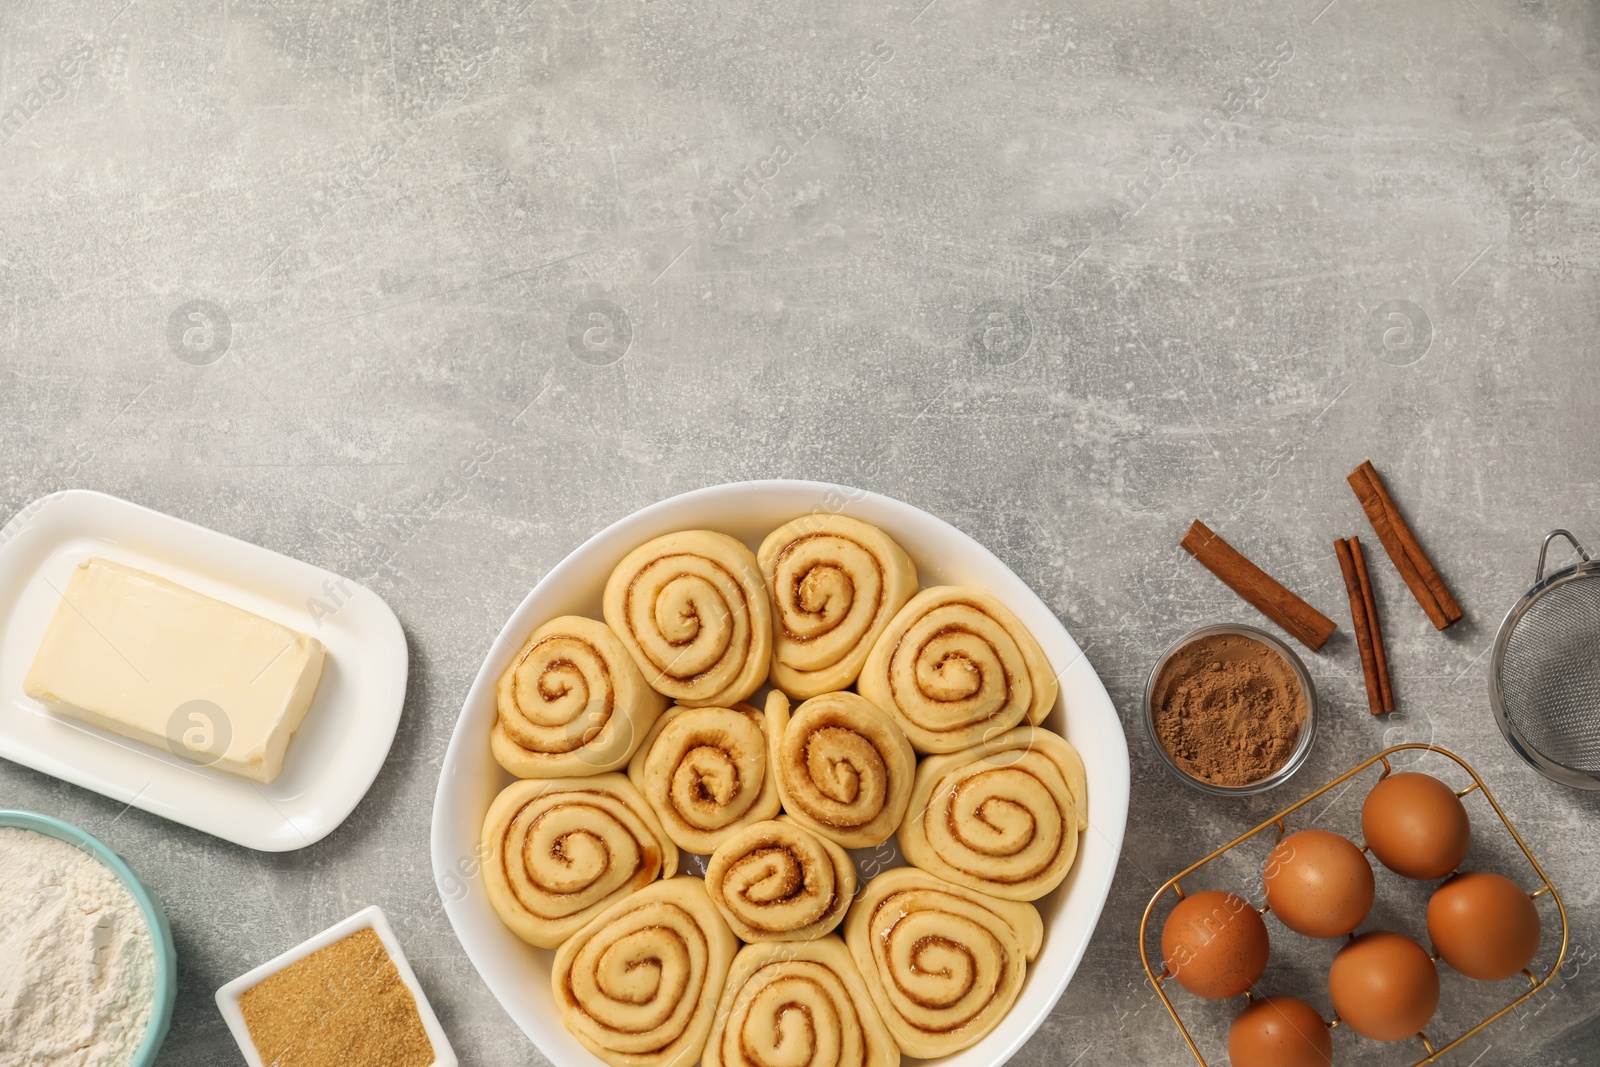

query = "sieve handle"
[{"left": 1537, "top": 529, "right": 1591, "bottom": 582}]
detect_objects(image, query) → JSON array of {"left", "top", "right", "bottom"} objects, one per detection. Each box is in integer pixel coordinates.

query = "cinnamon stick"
[
  {"left": 1335, "top": 538, "right": 1382, "bottom": 715},
  {"left": 1181, "top": 520, "right": 1337, "bottom": 651},
  {"left": 1348, "top": 461, "right": 1463, "bottom": 629},
  {"left": 1351, "top": 537, "right": 1394, "bottom": 713}
]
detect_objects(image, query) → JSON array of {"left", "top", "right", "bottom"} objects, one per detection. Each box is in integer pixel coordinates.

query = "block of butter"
[{"left": 24, "top": 558, "right": 326, "bottom": 784}]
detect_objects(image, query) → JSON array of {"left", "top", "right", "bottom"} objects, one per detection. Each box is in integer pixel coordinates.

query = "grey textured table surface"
[{"left": 4, "top": 0, "right": 1600, "bottom": 1064}]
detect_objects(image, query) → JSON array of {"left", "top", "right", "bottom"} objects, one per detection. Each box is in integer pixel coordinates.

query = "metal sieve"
[{"left": 1490, "top": 529, "right": 1600, "bottom": 790}]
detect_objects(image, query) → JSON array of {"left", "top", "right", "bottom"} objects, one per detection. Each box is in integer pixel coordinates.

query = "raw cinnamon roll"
[
  {"left": 553, "top": 877, "right": 739, "bottom": 1067},
  {"left": 492, "top": 615, "right": 667, "bottom": 778},
  {"left": 897, "top": 725, "right": 1088, "bottom": 901},
  {"left": 758, "top": 514, "right": 918, "bottom": 699},
  {"left": 704, "top": 816, "right": 856, "bottom": 941},
  {"left": 858, "top": 586, "right": 1059, "bottom": 754},
  {"left": 481, "top": 775, "right": 677, "bottom": 949},
  {"left": 627, "top": 694, "right": 784, "bottom": 854},
  {"left": 769, "top": 691, "right": 915, "bottom": 849},
  {"left": 603, "top": 530, "right": 771, "bottom": 708},
  {"left": 844, "top": 867, "right": 1044, "bottom": 1058},
  {"left": 704, "top": 937, "right": 900, "bottom": 1067}
]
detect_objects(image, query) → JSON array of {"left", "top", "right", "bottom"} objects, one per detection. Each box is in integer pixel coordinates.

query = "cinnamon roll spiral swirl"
[
  {"left": 627, "top": 694, "right": 785, "bottom": 854},
  {"left": 703, "top": 937, "right": 900, "bottom": 1067},
  {"left": 705, "top": 816, "right": 856, "bottom": 942},
  {"left": 492, "top": 615, "right": 667, "bottom": 778},
  {"left": 481, "top": 775, "right": 678, "bottom": 949},
  {"left": 553, "top": 877, "right": 739, "bottom": 1067},
  {"left": 769, "top": 691, "right": 915, "bottom": 849},
  {"left": 897, "top": 725, "right": 1088, "bottom": 901},
  {"left": 758, "top": 514, "right": 918, "bottom": 699},
  {"left": 843, "top": 867, "right": 1044, "bottom": 1058},
  {"left": 857, "top": 586, "right": 1059, "bottom": 754},
  {"left": 603, "top": 530, "right": 772, "bottom": 708}
]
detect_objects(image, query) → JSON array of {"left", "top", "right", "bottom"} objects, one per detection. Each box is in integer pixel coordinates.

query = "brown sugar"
[
  {"left": 238, "top": 927, "right": 435, "bottom": 1067},
  {"left": 1152, "top": 632, "right": 1307, "bottom": 787}
]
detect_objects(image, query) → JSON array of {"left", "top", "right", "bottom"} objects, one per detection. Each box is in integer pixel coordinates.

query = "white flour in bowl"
[{"left": 0, "top": 827, "right": 156, "bottom": 1067}]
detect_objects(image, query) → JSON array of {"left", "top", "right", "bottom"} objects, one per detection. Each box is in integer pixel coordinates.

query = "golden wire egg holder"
[{"left": 1138, "top": 744, "right": 1569, "bottom": 1066}]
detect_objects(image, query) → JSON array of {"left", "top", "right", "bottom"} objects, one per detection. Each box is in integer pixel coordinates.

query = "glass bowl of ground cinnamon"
[{"left": 1144, "top": 624, "right": 1318, "bottom": 796}]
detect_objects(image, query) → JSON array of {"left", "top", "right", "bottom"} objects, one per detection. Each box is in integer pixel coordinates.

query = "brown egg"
[
  {"left": 1263, "top": 829, "right": 1375, "bottom": 938},
  {"left": 1229, "top": 996, "right": 1333, "bottom": 1067},
  {"left": 1428, "top": 871, "right": 1542, "bottom": 981},
  {"left": 1160, "top": 889, "right": 1270, "bottom": 999},
  {"left": 1328, "top": 931, "right": 1440, "bottom": 1042},
  {"left": 1361, "top": 772, "right": 1470, "bottom": 880}
]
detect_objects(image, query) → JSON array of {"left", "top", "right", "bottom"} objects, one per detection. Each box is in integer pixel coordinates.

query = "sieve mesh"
[{"left": 1498, "top": 575, "right": 1600, "bottom": 776}]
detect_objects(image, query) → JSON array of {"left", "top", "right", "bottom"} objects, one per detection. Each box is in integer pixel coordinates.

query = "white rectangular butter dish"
[{"left": 0, "top": 490, "right": 407, "bottom": 851}]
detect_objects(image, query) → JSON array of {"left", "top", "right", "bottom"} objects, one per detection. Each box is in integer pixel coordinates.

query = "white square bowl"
[
  {"left": 429, "top": 480, "right": 1131, "bottom": 1067},
  {"left": 0, "top": 490, "right": 408, "bottom": 851},
  {"left": 215, "top": 905, "right": 457, "bottom": 1067}
]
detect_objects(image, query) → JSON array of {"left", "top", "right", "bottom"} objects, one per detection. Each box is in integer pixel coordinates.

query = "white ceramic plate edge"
[
  {"left": 215, "top": 904, "right": 458, "bottom": 1067},
  {"left": 0, "top": 489, "right": 410, "bottom": 851},
  {"left": 429, "top": 480, "right": 1131, "bottom": 1067}
]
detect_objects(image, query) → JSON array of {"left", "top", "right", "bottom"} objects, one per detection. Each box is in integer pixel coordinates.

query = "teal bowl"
[{"left": 0, "top": 810, "right": 177, "bottom": 1065}]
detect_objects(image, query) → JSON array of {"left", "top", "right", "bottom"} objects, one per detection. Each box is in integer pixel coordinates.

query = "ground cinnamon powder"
[
  {"left": 238, "top": 927, "right": 435, "bottom": 1067},
  {"left": 1152, "top": 632, "right": 1307, "bottom": 787}
]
